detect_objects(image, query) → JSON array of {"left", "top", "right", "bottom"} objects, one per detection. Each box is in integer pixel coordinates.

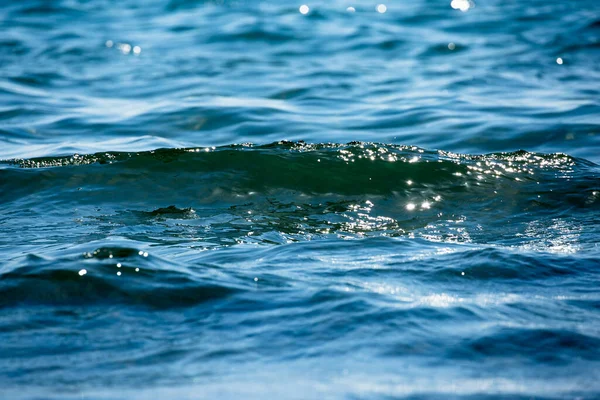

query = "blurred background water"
[{"left": 1, "top": 0, "right": 600, "bottom": 399}]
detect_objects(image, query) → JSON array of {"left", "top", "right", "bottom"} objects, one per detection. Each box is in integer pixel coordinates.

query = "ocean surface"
[{"left": 1, "top": 0, "right": 600, "bottom": 398}]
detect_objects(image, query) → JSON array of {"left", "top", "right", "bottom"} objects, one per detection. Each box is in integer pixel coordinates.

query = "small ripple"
[{"left": 0, "top": 248, "right": 242, "bottom": 309}]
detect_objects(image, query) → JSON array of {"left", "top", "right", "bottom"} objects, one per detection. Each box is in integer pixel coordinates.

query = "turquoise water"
[{"left": 1, "top": 1, "right": 600, "bottom": 398}]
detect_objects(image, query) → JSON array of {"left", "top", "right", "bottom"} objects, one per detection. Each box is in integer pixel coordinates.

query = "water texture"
[{"left": 1, "top": 0, "right": 600, "bottom": 399}]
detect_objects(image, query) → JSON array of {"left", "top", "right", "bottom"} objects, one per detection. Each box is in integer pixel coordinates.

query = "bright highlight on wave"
[
  {"left": 450, "top": 0, "right": 474, "bottom": 12},
  {"left": 299, "top": 5, "right": 309, "bottom": 15},
  {"left": 296, "top": 4, "right": 393, "bottom": 15},
  {"left": 105, "top": 40, "right": 141, "bottom": 55}
]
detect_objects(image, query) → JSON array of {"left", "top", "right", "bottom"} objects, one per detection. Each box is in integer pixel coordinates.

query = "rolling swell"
[
  {"left": 1, "top": 237, "right": 600, "bottom": 398},
  {"left": 1, "top": 143, "right": 598, "bottom": 252}
]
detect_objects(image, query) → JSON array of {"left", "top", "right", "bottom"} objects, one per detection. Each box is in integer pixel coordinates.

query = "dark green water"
[{"left": 1, "top": 1, "right": 600, "bottom": 398}]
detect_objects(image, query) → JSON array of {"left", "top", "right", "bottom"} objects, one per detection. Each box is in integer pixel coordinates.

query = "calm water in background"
[{"left": 1, "top": 0, "right": 600, "bottom": 398}]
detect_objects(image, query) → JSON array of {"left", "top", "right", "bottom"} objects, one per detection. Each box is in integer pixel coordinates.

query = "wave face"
[
  {"left": 1, "top": 0, "right": 600, "bottom": 399},
  {"left": 2, "top": 143, "right": 599, "bottom": 250}
]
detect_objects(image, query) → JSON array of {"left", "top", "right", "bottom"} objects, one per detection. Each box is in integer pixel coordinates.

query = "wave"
[{"left": 1, "top": 142, "right": 598, "bottom": 250}]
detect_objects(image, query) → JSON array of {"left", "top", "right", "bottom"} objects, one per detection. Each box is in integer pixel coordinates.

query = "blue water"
[{"left": 1, "top": 0, "right": 600, "bottom": 398}]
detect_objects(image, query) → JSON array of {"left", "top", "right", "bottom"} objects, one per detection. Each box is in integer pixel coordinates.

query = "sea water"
[{"left": 1, "top": 0, "right": 600, "bottom": 398}]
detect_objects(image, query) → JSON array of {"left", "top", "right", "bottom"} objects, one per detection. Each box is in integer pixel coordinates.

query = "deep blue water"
[{"left": 1, "top": 0, "right": 600, "bottom": 398}]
